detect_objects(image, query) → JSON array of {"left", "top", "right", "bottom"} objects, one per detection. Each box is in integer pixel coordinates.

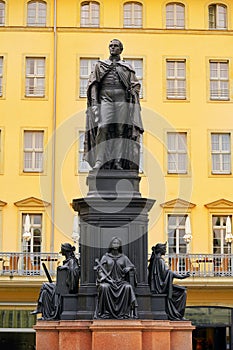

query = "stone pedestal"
[
  {"left": 72, "top": 170, "right": 155, "bottom": 319},
  {"left": 34, "top": 320, "right": 195, "bottom": 350}
]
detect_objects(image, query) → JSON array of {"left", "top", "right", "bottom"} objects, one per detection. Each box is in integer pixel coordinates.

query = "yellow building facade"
[{"left": 0, "top": 0, "right": 233, "bottom": 348}]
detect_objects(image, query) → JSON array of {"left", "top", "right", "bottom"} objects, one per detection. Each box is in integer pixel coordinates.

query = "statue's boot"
[{"left": 30, "top": 309, "right": 41, "bottom": 315}]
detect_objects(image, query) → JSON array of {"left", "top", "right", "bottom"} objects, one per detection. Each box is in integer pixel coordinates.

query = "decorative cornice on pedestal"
[
  {"left": 160, "top": 198, "right": 196, "bottom": 209},
  {"left": 14, "top": 196, "right": 50, "bottom": 207}
]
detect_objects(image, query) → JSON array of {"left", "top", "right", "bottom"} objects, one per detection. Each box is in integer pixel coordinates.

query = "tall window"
[
  {"left": 210, "top": 61, "right": 229, "bottom": 100},
  {"left": 213, "top": 215, "right": 231, "bottom": 254},
  {"left": 166, "top": 3, "right": 185, "bottom": 29},
  {"left": 0, "top": 56, "right": 3, "bottom": 97},
  {"left": 123, "top": 2, "right": 142, "bottom": 28},
  {"left": 209, "top": 4, "right": 227, "bottom": 29},
  {"left": 78, "top": 131, "right": 91, "bottom": 172},
  {"left": 25, "top": 57, "right": 45, "bottom": 97},
  {"left": 0, "top": 1, "right": 5, "bottom": 26},
  {"left": 211, "top": 133, "right": 231, "bottom": 174},
  {"left": 80, "top": 1, "right": 99, "bottom": 27},
  {"left": 79, "top": 58, "right": 98, "bottom": 97},
  {"left": 23, "top": 131, "right": 44, "bottom": 172},
  {"left": 166, "top": 60, "right": 186, "bottom": 99},
  {"left": 22, "top": 213, "right": 42, "bottom": 253},
  {"left": 27, "top": 1, "right": 47, "bottom": 27},
  {"left": 167, "top": 215, "right": 187, "bottom": 254},
  {"left": 167, "top": 132, "right": 187, "bottom": 174},
  {"left": 124, "top": 58, "right": 143, "bottom": 98}
]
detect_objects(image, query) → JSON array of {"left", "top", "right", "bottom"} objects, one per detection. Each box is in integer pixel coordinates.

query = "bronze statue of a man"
[{"left": 84, "top": 39, "right": 144, "bottom": 171}]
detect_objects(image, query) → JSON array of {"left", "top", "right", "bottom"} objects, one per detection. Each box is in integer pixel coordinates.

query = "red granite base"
[{"left": 34, "top": 319, "right": 195, "bottom": 350}]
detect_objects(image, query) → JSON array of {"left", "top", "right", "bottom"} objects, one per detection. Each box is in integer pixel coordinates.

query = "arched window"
[
  {"left": 166, "top": 3, "right": 185, "bottom": 29},
  {"left": 209, "top": 4, "right": 227, "bottom": 29},
  {"left": 123, "top": 2, "right": 142, "bottom": 28},
  {"left": 0, "top": 1, "right": 5, "bottom": 26},
  {"left": 80, "top": 1, "right": 100, "bottom": 27},
  {"left": 27, "top": 0, "right": 47, "bottom": 27}
]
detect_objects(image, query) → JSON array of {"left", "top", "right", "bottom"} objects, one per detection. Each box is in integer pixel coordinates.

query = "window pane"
[
  {"left": 222, "top": 154, "right": 230, "bottom": 171},
  {"left": 24, "top": 132, "right": 33, "bottom": 148},
  {"left": 218, "top": 5, "right": 226, "bottom": 29},
  {"left": 168, "top": 133, "right": 176, "bottom": 150},
  {"left": 0, "top": 1, "right": 5, "bottom": 25},
  {"left": 222, "top": 134, "right": 230, "bottom": 151},
  {"left": 35, "top": 132, "right": 44, "bottom": 149},
  {"left": 81, "top": 1, "right": 99, "bottom": 27},
  {"left": 24, "top": 152, "right": 33, "bottom": 169},
  {"left": 177, "top": 133, "right": 186, "bottom": 150},
  {"left": 35, "top": 152, "right": 43, "bottom": 170},
  {"left": 124, "top": 2, "right": 142, "bottom": 28},
  {"left": 26, "top": 59, "right": 35, "bottom": 75},
  {"left": 211, "top": 134, "right": 219, "bottom": 151},
  {"left": 27, "top": 1, "right": 47, "bottom": 26},
  {"left": 178, "top": 153, "right": 187, "bottom": 172}
]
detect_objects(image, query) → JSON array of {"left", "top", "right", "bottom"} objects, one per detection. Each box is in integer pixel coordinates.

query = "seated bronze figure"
[
  {"left": 94, "top": 237, "right": 138, "bottom": 319},
  {"left": 148, "top": 242, "right": 190, "bottom": 321},
  {"left": 31, "top": 243, "right": 80, "bottom": 320}
]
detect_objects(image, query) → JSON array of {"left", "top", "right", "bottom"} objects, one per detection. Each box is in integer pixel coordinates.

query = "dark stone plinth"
[
  {"left": 56, "top": 269, "right": 79, "bottom": 320},
  {"left": 86, "top": 170, "right": 141, "bottom": 198},
  {"left": 72, "top": 170, "right": 155, "bottom": 319},
  {"left": 60, "top": 294, "right": 78, "bottom": 320},
  {"left": 151, "top": 294, "right": 168, "bottom": 320}
]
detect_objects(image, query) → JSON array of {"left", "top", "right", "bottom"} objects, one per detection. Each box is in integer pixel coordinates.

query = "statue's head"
[
  {"left": 60, "top": 243, "right": 76, "bottom": 255},
  {"left": 153, "top": 242, "right": 167, "bottom": 255},
  {"left": 108, "top": 236, "right": 123, "bottom": 253},
  {"left": 109, "top": 39, "right": 123, "bottom": 55}
]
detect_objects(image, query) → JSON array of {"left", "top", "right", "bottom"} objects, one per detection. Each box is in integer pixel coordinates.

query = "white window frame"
[
  {"left": 77, "top": 131, "right": 91, "bottom": 172},
  {"left": 0, "top": 1, "right": 5, "bottom": 26},
  {"left": 124, "top": 58, "right": 143, "bottom": 98},
  {"left": 23, "top": 131, "right": 44, "bottom": 172},
  {"left": 25, "top": 57, "right": 46, "bottom": 97},
  {"left": 211, "top": 133, "right": 231, "bottom": 174},
  {"left": 167, "top": 214, "right": 188, "bottom": 254},
  {"left": 166, "top": 60, "right": 186, "bottom": 99},
  {"left": 79, "top": 58, "right": 98, "bottom": 98},
  {"left": 209, "top": 4, "right": 227, "bottom": 29},
  {"left": 212, "top": 215, "right": 231, "bottom": 254},
  {"left": 80, "top": 1, "right": 100, "bottom": 27},
  {"left": 166, "top": 3, "right": 185, "bottom": 29},
  {"left": 123, "top": 2, "right": 142, "bottom": 28},
  {"left": 210, "top": 60, "right": 229, "bottom": 101},
  {"left": 167, "top": 132, "right": 188, "bottom": 174},
  {"left": 27, "top": 0, "right": 47, "bottom": 27},
  {"left": 22, "top": 213, "right": 42, "bottom": 254}
]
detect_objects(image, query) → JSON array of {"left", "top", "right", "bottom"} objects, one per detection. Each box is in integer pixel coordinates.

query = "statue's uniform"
[
  {"left": 95, "top": 63, "right": 128, "bottom": 163},
  {"left": 84, "top": 58, "right": 143, "bottom": 169}
]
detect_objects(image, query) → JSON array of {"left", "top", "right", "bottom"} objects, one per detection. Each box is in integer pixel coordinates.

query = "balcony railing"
[
  {"left": 168, "top": 253, "right": 233, "bottom": 277},
  {"left": 0, "top": 252, "right": 60, "bottom": 277},
  {"left": 0, "top": 252, "right": 233, "bottom": 278}
]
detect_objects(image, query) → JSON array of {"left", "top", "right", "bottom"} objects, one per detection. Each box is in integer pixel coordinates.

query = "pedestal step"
[{"left": 35, "top": 319, "right": 195, "bottom": 350}]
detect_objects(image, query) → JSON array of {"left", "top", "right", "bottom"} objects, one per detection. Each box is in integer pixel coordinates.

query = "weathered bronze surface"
[
  {"left": 84, "top": 39, "right": 143, "bottom": 171},
  {"left": 148, "top": 242, "right": 190, "bottom": 320},
  {"left": 31, "top": 243, "right": 80, "bottom": 320},
  {"left": 94, "top": 237, "right": 138, "bottom": 319}
]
